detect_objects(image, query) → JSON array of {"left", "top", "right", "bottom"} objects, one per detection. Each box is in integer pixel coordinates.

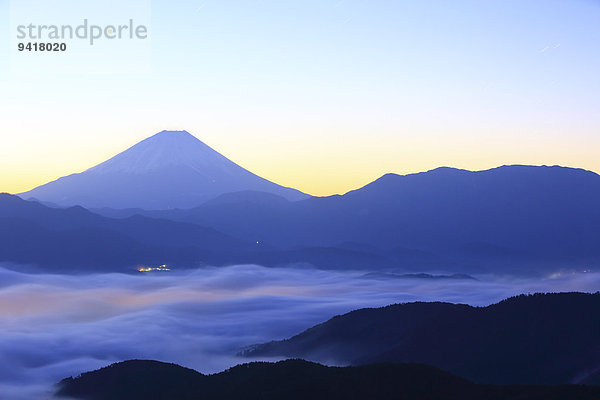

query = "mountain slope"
[
  {"left": 0, "top": 193, "right": 256, "bottom": 271},
  {"left": 1, "top": 193, "right": 400, "bottom": 272},
  {"left": 94, "top": 165, "right": 600, "bottom": 274},
  {"left": 244, "top": 292, "right": 600, "bottom": 385},
  {"left": 56, "top": 359, "right": 600, "bottom": 400},
  {"left": 19, "top": 130, "right": 308, "bottom": 209},
  {"left": 11, "top": 164, "right": 600, "bottom": 274}
]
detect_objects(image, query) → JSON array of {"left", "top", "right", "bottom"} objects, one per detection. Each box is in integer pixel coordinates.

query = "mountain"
[
  {"left": 0, "top": 193, "right": 256, "bottom": 271},
  {"left": 11, "top": 163, "right": 600, "bottom": 275},
  {"left": 243, "top": 292, "right": 600, "bottom": 385},
  {"left": 56, "top": 359, "right": 600, "bottom": 400},
  {"left": 93, "top": 165, "right": 600, "bottom": 275},
  {"left": 19, "top": 130, "right": 308, "bottom": 209},
  {"left": 0, "top": 193, "right": 400, "bottom": 272}
]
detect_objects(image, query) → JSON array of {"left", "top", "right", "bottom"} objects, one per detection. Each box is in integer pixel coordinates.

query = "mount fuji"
[{"left": 19, "top": 130, "right": 308, "bottom": 209}]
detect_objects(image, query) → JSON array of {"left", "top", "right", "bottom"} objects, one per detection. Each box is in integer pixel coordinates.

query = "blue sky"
[{"left": 0, "top": 0, "right": 599, "bottom": 195}]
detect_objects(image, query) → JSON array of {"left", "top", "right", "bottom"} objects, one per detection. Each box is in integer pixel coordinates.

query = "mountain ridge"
[
  {"left": 243, "top": 292, "right": 600, "bottom": 385},
  {"left": 56, "top": 358, "right": 600, "bottom": 400},
  {"left": 89, "top": 164, "right": 600, "bottom": 275},
  {"left": 19, "top": 130, "right": 308, "bottom": 209}
]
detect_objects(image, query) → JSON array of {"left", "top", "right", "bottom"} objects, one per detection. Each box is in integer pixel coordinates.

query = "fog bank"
[{"left": 0, "top": 264, "right": 598, "bottom": 399}]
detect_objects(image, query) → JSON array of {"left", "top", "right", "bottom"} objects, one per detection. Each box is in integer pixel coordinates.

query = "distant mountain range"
[
  {"left": 19, "top": 130, "right": 308, "bottom": 209},
  {"left": 56, "top": 359, "right": 600, "bottom": 400},
  {"left": 0, "top": 193, "right": 254, "bottom": 271},
  {"left": 244, "top": 292, "right": 600, "bottom": 386},
  {"left": 5, "top": 130, "right": 600, "bottom": 274},
  {"left": 95, "top": 164, "right": 600, "bottom": 275},
  {"left": 0, "top": 193, "right": 393, "bottom": 272}
]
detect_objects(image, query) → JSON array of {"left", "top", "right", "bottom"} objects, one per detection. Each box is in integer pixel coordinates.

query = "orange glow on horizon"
[{"left": 2, "top": 128, "right": 599, "bottom": 197}]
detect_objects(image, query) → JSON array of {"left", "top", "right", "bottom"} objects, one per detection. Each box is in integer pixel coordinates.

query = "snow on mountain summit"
[
  {"left": 19, "top": 130, "right": 308, "bottom": 209},
  {"left": 89, "top": 130, "right": 245, "bottom": 175}
]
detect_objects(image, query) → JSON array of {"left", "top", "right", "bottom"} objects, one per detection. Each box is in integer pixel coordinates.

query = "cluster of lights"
[
  {"left": 549, "top": 269, "right": 592, "bottom": 279},
  {"left": 137, "top": 264, "right": 171, "bottom": 272}
]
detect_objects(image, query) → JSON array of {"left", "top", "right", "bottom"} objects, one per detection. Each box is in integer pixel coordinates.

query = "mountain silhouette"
[
  {"left": 94, "top": 165, "right": 600, "bottom": 274},
  {"left": 19, "top": 130, "right": 308, "bottom": 209},
  {"left": 0, "top": 193, "right": 399, "bottom": 271},
  {"left": 8, "top": 161, "right": 600, "bottom": 274},
  {"left": 0, "top": 193, "right": 256, "bottom": 271},
  {"left": 56, "top": 359, "right": 600, "bottom": 400},
  {"left": 244, "top": 292, "right": 600, "bottom": 385}
]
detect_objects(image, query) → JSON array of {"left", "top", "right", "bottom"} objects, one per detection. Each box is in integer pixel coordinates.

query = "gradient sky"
[{"left": 0, "top": 0, "right": 599, "bottom": 196}]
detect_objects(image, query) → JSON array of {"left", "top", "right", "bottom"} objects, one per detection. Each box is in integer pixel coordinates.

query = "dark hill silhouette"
[
  {"left": 244, "top": 292, "right": 600, "bottom": 385},
  {"left": 93, "top": 165, "right": 600, "bottom": 275},
  {"left": 0, "top": 193, "right": 256, "bottom": 271},
  {"left": 56, "top": 359, "right": 600, "bottom": 400},
  {"left": 0, "top": 193, "right": 397, "bottom": 271},
  {"left": 6, "top": 165, "right": 600, "bottom": 274}
]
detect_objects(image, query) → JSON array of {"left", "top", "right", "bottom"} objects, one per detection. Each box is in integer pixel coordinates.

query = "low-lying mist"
[{"left": 0, "top": 264, "right": 598, "bottom": 399}]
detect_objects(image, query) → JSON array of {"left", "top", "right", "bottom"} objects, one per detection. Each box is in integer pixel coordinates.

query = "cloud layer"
[{"left": 0, "top": 264, "right": 598, "bottom": 399}]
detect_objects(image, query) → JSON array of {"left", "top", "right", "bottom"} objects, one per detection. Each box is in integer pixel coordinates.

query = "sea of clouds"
[{"left": 0, "top": 263, "right": 598, "bottom": 399}]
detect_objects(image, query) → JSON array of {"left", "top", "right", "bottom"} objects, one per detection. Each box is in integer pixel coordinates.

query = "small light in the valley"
[{"left": 137, "top": 264, "right": 171, "bottom": 272}]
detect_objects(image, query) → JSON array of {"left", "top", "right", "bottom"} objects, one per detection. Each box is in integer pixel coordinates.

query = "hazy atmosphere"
[
  {"left": 1, "top": 1, "right": 599, "bottom": 399},
  {"left": 1, "top": 264, "right": 598, "bottom": 399},
  {"left": 1, "top": 0, "right": 600, "bottom": 195}
]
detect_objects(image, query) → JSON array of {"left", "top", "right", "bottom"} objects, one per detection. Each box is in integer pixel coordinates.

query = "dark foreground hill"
[
  {"left": 244, "top": 292, "right": 600, "bottom": 385},
  {"left": 56, "top": 359, "right": 600, "bottom": 400}
]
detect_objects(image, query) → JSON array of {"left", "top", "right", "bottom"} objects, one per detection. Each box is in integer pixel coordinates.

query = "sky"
[
  {"left": 1, "top": 263, "right": 598, "bottom": 399},
  {"left": 0, "top": 0, "right": 599, "bottom": 196}
]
